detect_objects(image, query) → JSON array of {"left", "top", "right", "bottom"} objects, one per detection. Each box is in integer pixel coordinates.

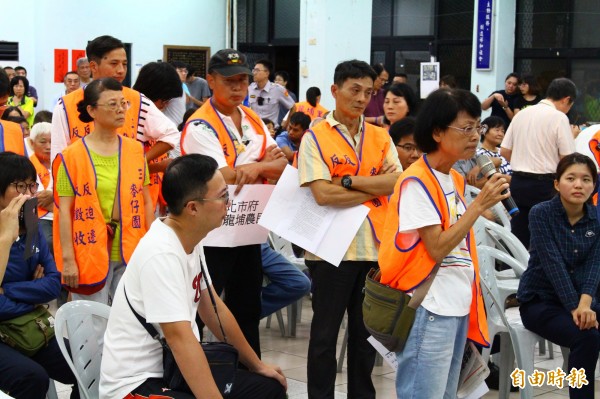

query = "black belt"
[{"left": 513, "top": 171, "right": 556, "bottom": 181}]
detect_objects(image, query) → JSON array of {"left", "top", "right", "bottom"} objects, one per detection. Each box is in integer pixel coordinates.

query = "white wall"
[
  {"left": 299, "top": 0, "right": 373, "bottom": 110},
  {"left": 0, "top": 0, "right": 226, "bottom": 110},
  {"left": 470, "top": 0, "right": 517, "bottom": 108}
]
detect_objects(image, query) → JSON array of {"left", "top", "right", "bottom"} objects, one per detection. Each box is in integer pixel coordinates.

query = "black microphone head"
[{"left": 476, "top": 153, "right": 496, "bottom": 178}]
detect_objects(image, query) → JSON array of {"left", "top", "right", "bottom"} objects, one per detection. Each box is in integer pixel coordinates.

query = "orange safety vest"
[
  {"left": 143, "top": 140, "right": 167, "bottom": 209},
  {"left": 295, "top": 101, "right": 328, "bottom": 121},
  {"left": 60, "top": 86, "right": 142, "bottom": 142},
  {"left": 180, "top": 99, "right": 267, "bottom": 167},
  {"left": 29, "top": 153, "right": 51, "bottom": 218},
  {"left": 52, "top": 136, "right": 148, "bottom": 294},
  {"left": 589, "top": 132, "right": 600, "bottom": 206},
  {"left": 0, "top": 120, "right": 25, "bottom": 155},
  {"left": 308, "top": 119, "right": 390, "bottom": 242},
  {"left": 378, "top": 155, "right": 489, "bottom": 347}
]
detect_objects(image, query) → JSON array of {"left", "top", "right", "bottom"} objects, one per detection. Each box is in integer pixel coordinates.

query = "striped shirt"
[{"left": 297, "top": 112, "right": 401, "bottom": 262}]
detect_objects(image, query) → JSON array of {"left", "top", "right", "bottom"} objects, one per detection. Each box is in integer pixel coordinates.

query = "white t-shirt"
[
  {"left": 100, "top": 219, "right": 211, "bottom": 399},
  {"left": 181, "top": 106, "right": 277, "bottom": 169},
  {"left": 398, "top": 169, "right": 474, "bottom": 316}
]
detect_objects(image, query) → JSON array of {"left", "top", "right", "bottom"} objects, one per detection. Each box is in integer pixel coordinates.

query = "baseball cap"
[{"left": 208, "top": 49, "right": 252, "bottom": 77}]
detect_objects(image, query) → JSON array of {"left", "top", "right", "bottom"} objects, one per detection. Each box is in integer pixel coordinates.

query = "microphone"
[{"left": 475, "top": 154, "right": 520, "bottom": 216}]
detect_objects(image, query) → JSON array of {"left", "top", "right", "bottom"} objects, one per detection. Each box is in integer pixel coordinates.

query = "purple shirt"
[{"left": 364, "top": 89, "right": 385, "bottom": 117}]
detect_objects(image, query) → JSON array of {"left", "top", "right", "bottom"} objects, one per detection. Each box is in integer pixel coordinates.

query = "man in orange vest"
[
  {"left": 0, "top": 69, "right": 25, "bottom": 155},
  {"left": 297, "top": 60, "right": 401, "bottom": 398},
  {"left": 50, "top": 35, "right": 179, "bottom": 174},
  {"left": 181, "top": 49, "right": 287, "bottom": 357}
]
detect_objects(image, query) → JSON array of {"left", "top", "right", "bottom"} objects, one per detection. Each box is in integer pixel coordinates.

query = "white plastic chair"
[
  {"left": 482, "top": 219, "right": 529, "bottom": 278},
  {"left": 55, "top": 300, "right": 111, "bottom": 399},
  {"left": 46, "top": 380, "right": 58, "bottom": 399},
  {"left": 478, "top": 246, "right": 542, "bottom": 399},
  {"left": 465, "top": 185, "right": 512, "bottom": 229},
  {"left": 478, "top": 245, "right": 520, "bottom": 305}
]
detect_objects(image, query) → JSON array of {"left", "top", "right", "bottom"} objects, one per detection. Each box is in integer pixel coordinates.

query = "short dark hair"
[
  {"left": 389, "top": 117, "right": 416, "bottom": 146},
  {"left": 33, "top": 110, "right": 53, "bottom": 125},
  {"left": 546, "top": 78, "right": 577, "bottom": 103},
  {"left": 255, "top": 59, "right": 273, "bottom": 74},
  {"left": 289, "top": 112, "right": 311, "bottom": 131},
  {"left": 505, "top": 73, "right": 519, "bottom": 82},
  {"left": 440, "top": 75, "right": 457, "bottom": 89},
  {"left": 14, "top": 66, "right": 26, "bottom": 74},
  {"left": 6, "top": 115, "right": 27, "bottom": 126},
  {"left": 480, "top": 116, "right": 505, "bottom": 142},
  {"left": 333, "top": 60, "right": 377, "bottom": 87},
  {"left": 414, "top": 89, "right": 481, "bottom": 153},
  {"left": 9, "top": 76, "right": 29, "bottom": 98},
  {"left": 170, "top": 61, "right": 187, "bottom": 70},
  {"left": 519, "top": 74, "right": 541, "bottom": 96},
  {"left": 187, "top": 65, "right": 197, "bottom": 77},
  {"left": 86, "top": 35, "right": 125, "bottom": 64},
  {"left": 384, "top": 83, "right": 417, "bottom": 117},
  {"left": 1, "top": 106, "right": 24, "bottom": 120},
  {"left": 306, "top": 86, "right": 321, "bottom": 107},
  {"left": 371, "top": 63, "right": 385, "bottom": 76},
  {"left": 0, "top": 152, "right": 37, "bottom": 197},
  {"left": 274, "top": 71, "right": 289, "bottom": 82},
  {"left": 161, "top": 154, "right": 219, "bottom": 215},
  {"left": 555, "top": 152, "right": 598, "bottom": 203},
  {"left": 63, "top": 71, "right": 79, "bottom": 80},
  {"left": 0, "top": 68, "right": 9, "bottom": 96},
  {"left": 133, "top": 62, "right": 183, "bottom": 102},
  {"left": 77, "top": 78, "right": 123, "bottom": 123}
]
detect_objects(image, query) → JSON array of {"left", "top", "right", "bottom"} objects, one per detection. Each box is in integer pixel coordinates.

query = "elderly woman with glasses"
[
  {"left": 53, "top": 78, "right": 154, "bottom": 305},
  {"left": 0, "top": 152, "right": 80, "bottom": 398},
  {"left": 378, "top": 89, "right": 509, "bottom": 398}
]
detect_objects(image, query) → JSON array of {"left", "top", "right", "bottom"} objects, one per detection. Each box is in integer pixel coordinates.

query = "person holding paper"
[
  {"left": 180, "top": 49, "right": 287, "bottom": 357},
  {"left": 378, "top": 88, "right": 509, "bottom": 398},
  {"left": 297, "top": 60, "right": 402, "bottom": 399}
]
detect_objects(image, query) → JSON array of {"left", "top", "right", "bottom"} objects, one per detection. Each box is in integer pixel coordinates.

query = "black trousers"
[
  {"left": 520, "top": 299, "right": 600, "bottom": 399},
  {"left": 203, "top": 245, "right": 263, "bottom": 357},
  {"left": 306, "top": 260, "right": 376, "bottom": 399},
  {"left": 130, "top": 372, "right": 285, "bottom": 399},
  {"left": 0, "top": 338, "right": 79, "bottom": 399},
  {"left": 509, "top": 174, "right": 556, "bottom": 248}
]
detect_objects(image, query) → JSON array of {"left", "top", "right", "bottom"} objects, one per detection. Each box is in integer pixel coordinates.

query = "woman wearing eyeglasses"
[
  {"left": 53, "top": 78, "right": 154, "bottom": 304},
  {"left": 378, "top": 89, "right": 509, "bottom": 398},
  {"left": 0, "top": 152, "right": 80, "bottom": 398}
]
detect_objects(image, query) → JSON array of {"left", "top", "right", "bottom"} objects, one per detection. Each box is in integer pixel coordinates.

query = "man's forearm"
[
  {"left": 344, "top": 172, "right": 401, "bottom": 196},
  {"left": 145, "top": 141, "right": 173, "bottom": 163}
]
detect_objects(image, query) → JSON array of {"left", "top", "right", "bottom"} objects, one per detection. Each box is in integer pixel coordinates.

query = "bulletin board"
[{"left": 163, "top": 45, "right": 210, "bottom": 78}]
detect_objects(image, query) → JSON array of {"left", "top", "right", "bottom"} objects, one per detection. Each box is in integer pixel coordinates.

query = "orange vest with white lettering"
[
  {"left": 295, "top": 101, "right": 328, "bottom": 121},
  {"left": 60, "top": 86, "right": 142, "bottom": 142},
  {"left": 307, "top": 119, "right": 390, "bottom": 243},
  {"left": 52, "top": 136, "right": 148, "bottom": 294},
  {"left": 0, "top": 120, "right": 25, "bottom": 155},
  {"left": 589, "top": 132, "right": 600, "bottom": 205},
  {"left": 29, "top": 153, "right": 51, "bottom": 218},
  {"left": 180, "top": 99, "right": 267, "bottom": 167},
  {"left": 378, "top": 155, "right": 489, "bottom": 347}
]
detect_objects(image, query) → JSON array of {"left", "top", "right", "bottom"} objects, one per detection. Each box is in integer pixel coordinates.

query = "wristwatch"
[{"left": 341, "top": 175, "right": 353, "bottom": 189}]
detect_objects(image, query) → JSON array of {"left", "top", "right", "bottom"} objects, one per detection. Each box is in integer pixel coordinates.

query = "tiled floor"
[{"left": 54, "top": 297, "right": 600, "bottom": 398}]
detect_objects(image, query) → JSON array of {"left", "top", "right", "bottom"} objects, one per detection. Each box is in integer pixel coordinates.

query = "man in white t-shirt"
[
  {"left": 180, "top": 49, "right": 287, "bottom": 358},
  {"left": 100, "top": 154, "right": 286, "bottom": 399}
]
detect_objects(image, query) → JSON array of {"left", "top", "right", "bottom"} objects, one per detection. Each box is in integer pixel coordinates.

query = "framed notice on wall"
[{"left": 163, "top": 45, "right": 210, "bottom": 79}]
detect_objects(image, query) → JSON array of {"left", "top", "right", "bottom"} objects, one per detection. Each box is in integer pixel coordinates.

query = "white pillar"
[
  {"left": 470, "top": 0, "right": 517, "bottom": 105},
  {"left": 299, "top": 0, "right": 373, "bottom": 110}
]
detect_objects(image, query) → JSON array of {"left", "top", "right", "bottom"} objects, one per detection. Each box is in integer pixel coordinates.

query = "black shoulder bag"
[{"left": 125, "top": 259, "right": 239, "bottom": 396}]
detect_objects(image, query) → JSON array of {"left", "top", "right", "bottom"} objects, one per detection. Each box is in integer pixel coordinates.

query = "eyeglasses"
[
  {"left": 257, "top": 96, "right": 265, "bottom": 106},
  {"left": 95, "top": 100, "right": 131, "bottom": 112},
  {"left": 195, "top": 191, "right": 230, "bottom": 206},
  {"left": 379, "top": 77, "right": 389, "bottom": 84},
  {"left": 396, "top": 143, "right": 420, "bottom": 153},
  {"left": 11, "top": 182, "right": 39, "bottom": 194},
  {"left": 447, "top": 124, "right": 487, "bottom": 136},
  {"left": 252, "top": 68, "right": 267, "bottom": 73}
]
